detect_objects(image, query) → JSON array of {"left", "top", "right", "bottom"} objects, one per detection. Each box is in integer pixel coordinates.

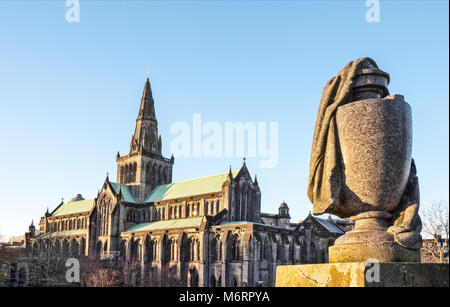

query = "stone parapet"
[{"left": 275, "top": 262, "right": 449, "bottom": 287}]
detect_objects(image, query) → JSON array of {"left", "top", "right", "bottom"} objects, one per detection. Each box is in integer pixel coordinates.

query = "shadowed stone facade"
[{"left": 25, "top": 76, "right": 346, "bottom": 286}]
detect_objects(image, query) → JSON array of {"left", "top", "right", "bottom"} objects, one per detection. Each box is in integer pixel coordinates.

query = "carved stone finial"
[{"left": 352, "top": 68, "right": 390, "bottom": 101}]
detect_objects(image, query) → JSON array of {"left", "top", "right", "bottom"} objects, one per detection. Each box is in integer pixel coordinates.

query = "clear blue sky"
[{"left": 0, "top": 0, "right": 448, "bottom": 241}]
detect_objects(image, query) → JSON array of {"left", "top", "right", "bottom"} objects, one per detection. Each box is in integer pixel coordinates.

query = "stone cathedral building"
[{"left": 25, "top": 76, "right": 346, "bottom": 287}]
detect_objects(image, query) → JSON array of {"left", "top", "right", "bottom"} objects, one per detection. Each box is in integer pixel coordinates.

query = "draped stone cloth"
[
  {"left": 387, "top": 159, "right": 422, "bottom": 250},
  {"left": 307, "top": 57, "right": 381, "bottom": 216}
]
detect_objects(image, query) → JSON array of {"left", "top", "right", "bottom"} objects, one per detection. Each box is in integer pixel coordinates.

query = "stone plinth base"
[
  {"left": 329, "top": 242, "right": 420, "bottom": 263},
  {"left": 275, "top": 262, "right": 449, "bottom": 287}
]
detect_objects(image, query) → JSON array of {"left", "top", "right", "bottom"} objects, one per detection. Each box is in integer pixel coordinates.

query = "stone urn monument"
[
  {"left": 306, "top": 57, "right": 422, "bottom": 263},
  {"left": 275, "top": 58, "right": 449, "bottom": 287}
]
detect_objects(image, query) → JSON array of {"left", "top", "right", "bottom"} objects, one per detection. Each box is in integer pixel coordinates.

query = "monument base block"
[
  {"left": 328, "top": 242, "right": 420, "bottom": 263},
  {"left": 275, "top": 262, "right": 449, "bottom": 287}
]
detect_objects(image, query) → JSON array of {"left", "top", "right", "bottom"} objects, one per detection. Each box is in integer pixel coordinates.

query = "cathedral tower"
[{"left": 116, "top": 75, "right": 174, "bottom": 202}]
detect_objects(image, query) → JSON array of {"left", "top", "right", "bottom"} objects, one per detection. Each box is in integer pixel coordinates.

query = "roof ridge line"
[{"left": 157, "top": 170, "right": 240, "bottom": 186}]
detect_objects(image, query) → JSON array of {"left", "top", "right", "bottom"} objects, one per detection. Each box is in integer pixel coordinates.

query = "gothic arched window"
[
  {"left": 289, "top": 240, "right": 295, "bottom": 262},
  {"left": 144, "top": 237, "right": 153, "bottom": 263},
  {"left": 211, "top": 237, "right": 221, "bottom": 262},
  {"left": 210, "top": 238, "right": 217, "bottom": 261},
  {"left": 132, "top": 162, "right": 137, "bottom": 181},
  {"left": 146, "top": 163, "right": 151, "bottom": 183},
  {"left": 124, "top": 164, "right": 129, "bottom": 184},
  {"left": 190, "top": 238, "right": 200, "bottom": 261},
  {"left": 263, "top": 238, "right": 270, "bottom": 261},
  {"left": 205, "top": 201, "right": 209, "bottom": 215},
  {"left": 277, "top": 240, "right": 285, "bottom": 263},
  {"left": 230, "top": 234, "right": 240, "bottom": 261},
  {"left": 153, "top": 164, "right": 158, "bottom": 185},
  {"left": 158, "top": 165, "right": 163, "bottom": 184}
]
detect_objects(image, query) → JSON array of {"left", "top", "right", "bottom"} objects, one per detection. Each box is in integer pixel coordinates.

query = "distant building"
[
  {"left": 8, "top": 235, "right": 24, "bottom": 247},
  {"left": 25, "top": 76, "right": 346, "bottom": 286}
]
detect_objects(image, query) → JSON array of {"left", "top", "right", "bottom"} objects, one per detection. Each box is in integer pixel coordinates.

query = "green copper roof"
[
  {"left": 38, "top": 229, "right": 87, "bottom": 238},
  {"left": 145, "top": 171, "right": 238, "bottom": 202},
  {"left": 51, "top": 199, "right": 95, "bottom": 217},
  {"left": 109, "top": 182, "right": 137, "bottom": 203},
  {"left": 219, "top": 221, "right": 287, "bottom": 230},
  {"left": 125, "top": 216, "right": 205, "bottom": 232}
]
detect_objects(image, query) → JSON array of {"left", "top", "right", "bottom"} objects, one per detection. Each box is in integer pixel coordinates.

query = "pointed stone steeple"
[
  {"left": 129, "top": 76, "right": 161, "bottom": 155},
  {"left": 138, "top": 77, "right": 156, "bottom": 120}
]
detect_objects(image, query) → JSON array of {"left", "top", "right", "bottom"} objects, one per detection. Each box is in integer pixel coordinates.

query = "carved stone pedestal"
[
  {"left": 328, "top": 243, "right": 420, "bottom": 263},
  {"left": 275, "top": 262, "right": 449, "bottom": 287},
  {"left": 329, "top": 215, "right": 421, "bottom": 263}
]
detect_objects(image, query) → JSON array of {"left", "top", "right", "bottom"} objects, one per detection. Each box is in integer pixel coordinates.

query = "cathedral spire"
[
  {"left": 129, "top": 75, "right": 161, "bottom": 155},
  {"left": 138, "top": 73, "right": 156, "bottom": 120}
]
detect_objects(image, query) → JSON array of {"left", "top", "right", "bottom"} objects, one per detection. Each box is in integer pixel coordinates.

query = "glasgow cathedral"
[{"left": 25, "top": 76, "right": 348, "bottom": 287}]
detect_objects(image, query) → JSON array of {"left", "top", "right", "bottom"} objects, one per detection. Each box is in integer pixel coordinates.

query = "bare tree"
[
  {"left": 29, "top": 240, "right": 69, "bottom": 286},
  {"left": 421, "top": 200, "right": 449, "bottom": 263},
  {"left": 12, "top": 232, "right": 72, "bottom": 286},
  {"left": 81, "top": 258, "right": 124, "bottom": 287}
]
